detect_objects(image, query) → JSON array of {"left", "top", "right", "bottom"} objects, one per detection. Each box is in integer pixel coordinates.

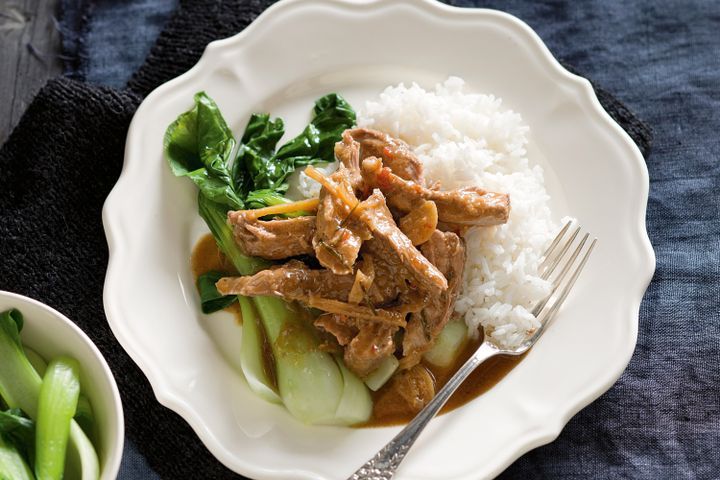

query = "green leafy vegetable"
[
  {"left": 244, "top": 189, "right": 313, "bottom": 217},
  {"left": 164, "top": 92, "right": 242, "bottom": 209},
  {"left": 310, "top": 93, "right": 357, "bottom": 160},
  {"left": 35, "top": 357, "right": 81, "bottom": 480},
  {"left": 234, "top": 113, "right": 287, "bottom": 193},
  {"left": 253, "top": 298, "right": 347, "bottom": 424},
  {"left": 0, "top": 309, "right": 23, "bottom": 351},
  {"left": 0, "top": 434, "right": 33, "bottom": 480},
  {"left": 0, "top": 309, "right": 39, "bottom": 416},
  {"left": 244, "top": 189, "right": 293, "bottom": 210},
  {"left": 0, "top": 309, "right": 99, "bottom": 480},
  {"left": 0, "top": 409, "right": 35, "bottom": 466},
  {"left": 166, "top": 94, "right": 372, "bottom": 425},
  {"left": 165, "top": 91, "right": 355, "bottom": 216},
  {"left": 196, "top": 271, "right": 238, "bottom": 314},
  {"left": 235, "top": 93, "right": 356, "bottom": 194},
  {"left": 64, "top": 423, "right": 98, "bottom": 480}
]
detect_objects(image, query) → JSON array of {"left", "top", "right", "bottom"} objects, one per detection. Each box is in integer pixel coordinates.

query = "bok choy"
[
  {"left": 0, "top": 434, "right": 33, "bottom": 480},
  {"left": 0, "top": 309, "right": 99, "bottom": 480},
  {"left": 165, "top": 92, "right": 372, "bottom": 425},
  {"left": 423, "top": 318, "right": 469, "bottom": 368},
  {"left": 35, "top": 357, "right": 81, "bottom": 480},
  {"left": 0, "top": 409, "right": 34, "bottom": 469}
]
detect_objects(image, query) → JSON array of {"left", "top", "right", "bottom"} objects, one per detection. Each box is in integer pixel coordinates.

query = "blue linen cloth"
[{"left": 63, "top": 0, "right": 720, "bottom": 478}]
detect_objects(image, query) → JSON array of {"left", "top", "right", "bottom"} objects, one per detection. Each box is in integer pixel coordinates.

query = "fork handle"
[{"left": 348, "top": 341, "right": 499, "bottom": 480}]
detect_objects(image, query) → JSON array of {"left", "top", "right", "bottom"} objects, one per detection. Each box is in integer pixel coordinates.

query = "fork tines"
[{"left": 533, "top": 220, "right": 597, "bottom": 324}]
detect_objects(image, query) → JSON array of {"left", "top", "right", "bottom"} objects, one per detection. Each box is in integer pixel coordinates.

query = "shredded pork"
[{"left": 219, "top": 128, "right": 509, "bottom": 379}]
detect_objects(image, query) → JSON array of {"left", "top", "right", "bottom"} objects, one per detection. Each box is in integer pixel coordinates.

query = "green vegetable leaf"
[
  {"left": 165, "top": 92, "right": 242, "bottom": 209},
  {"left": 195, "top": 93, "right": 236, "bottom": 177},
  {"left": 164, "top": 107, "right": 203, "bottom": 176},
  {"left": 241, "top": 113, "right": 285, "bottom": 155},
  {"left": 311, "top": 93, "right": 356, "bottom": 160},
  {"left": 235, "top": 113, "right": 286, "bottom": 192},
  {"left": 235, "top": 93, "right": 355, "bottom": 197},
  {"left": 274, "top": 123, "right": 321, "bottom": 166},
  {"left": 0, "top": 310, "right": 23, "bottom": 349},
  {"left": 196, "top": 271, "right": 238, "bottom": 314},
  {"left": 0, "top": 409, "right": 35, "bottom": 467},
  {"left": 244, "top": 189, "right": 289, "bottom": 210},
  {"left": 0, "top": 434, "right": 33, "bottom": 480},
  {"left": 185, "top": 168, "right": 243, "bottom": 208}
]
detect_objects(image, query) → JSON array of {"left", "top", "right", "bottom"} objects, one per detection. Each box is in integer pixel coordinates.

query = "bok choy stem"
[
  {"left": 253, "top": 297, "right": 346, "bottom": 424},
  {"left": 200, "top": 196, "right": 371, "bottom": 424},
  {"left": 35, "top": 357, "right": 81, "bottom": 480},
  {"left": 238, "top": 296, "right": 281, "bottom": 404},
  {"left": 423, "top": 318, "right": 469, "bottom": 368}
]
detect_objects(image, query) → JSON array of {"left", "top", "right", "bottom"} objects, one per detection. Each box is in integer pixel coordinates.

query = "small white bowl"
[{"left": 0, "top": 291, "right": 124, "bottom": 480}]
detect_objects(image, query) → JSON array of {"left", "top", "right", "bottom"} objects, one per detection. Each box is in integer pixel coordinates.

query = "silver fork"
[{"left": 348, "top": 221, "right": 596, "bottom": 480}]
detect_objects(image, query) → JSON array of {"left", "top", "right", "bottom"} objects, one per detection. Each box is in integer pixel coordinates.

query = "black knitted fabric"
[
  {"left": 0, "top": 1, "right": 652, "bottom": 479},
  {"left": 127, "top": 0, "right": 272, "bottom": 96}
]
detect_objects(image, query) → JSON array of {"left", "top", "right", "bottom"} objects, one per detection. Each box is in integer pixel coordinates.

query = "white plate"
[{"left": 102, "top": 0, "right": 655, "bottom": 478}]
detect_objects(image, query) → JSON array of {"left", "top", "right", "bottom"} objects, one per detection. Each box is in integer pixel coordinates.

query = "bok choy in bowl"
[{"left": 0, "top": 291, "right": 123, "bottom": 480}]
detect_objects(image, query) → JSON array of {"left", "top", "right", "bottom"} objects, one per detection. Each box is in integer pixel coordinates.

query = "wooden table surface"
[{"left": 0, "top": 0, "right": 62, "bottom": 146}]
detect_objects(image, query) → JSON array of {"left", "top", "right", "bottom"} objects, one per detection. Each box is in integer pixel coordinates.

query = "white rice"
[
  {"left": 299, "top": 77, "right": 558, "bottom": 348},
  {"left": 293, "top": 161, "right": 338, "bottom": 199}
]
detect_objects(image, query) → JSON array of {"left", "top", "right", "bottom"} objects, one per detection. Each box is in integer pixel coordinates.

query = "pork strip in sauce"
[
  {"left": 216, "top": 260, "right": 353, "bottom": 300},
  {"left": 315, "top": 313, "right": 357, "bottom": 346},
  {"left": 400, "top": 230, "right": 466, "bottom": 369},
  {"left": 334, "top": 130, "right": 363, "bottom": 186},
  {"left": 343, "top": 128, "right": 425, "bottom": 184},
  {"left": 344, "top": 321, "right": 398, "bottom": 377},
  {"left": 217, "top": 260, "right": 406, "bottom": 326},
  {"left": 361, "top": 157, "right": 510, "bottom": 226},
  {"left": 313, "top": 167, "right": 370, "bottom": 275},
  {"left": 315, "top": 314, "right": 399, "bottom": 377},
  {"left": 356, "top": 189, "right": 448, "bottom": 292},
  {"left": 227, "top": 211, "right": 315, "bottom": 259}
]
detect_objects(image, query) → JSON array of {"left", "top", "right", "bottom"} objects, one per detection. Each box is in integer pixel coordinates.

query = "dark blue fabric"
[
  {"left": 63, "top": 0, "right": 719, "bottom": 478},
  {"left": 84, "top": 0, "right": 178, "bottom": 87}
]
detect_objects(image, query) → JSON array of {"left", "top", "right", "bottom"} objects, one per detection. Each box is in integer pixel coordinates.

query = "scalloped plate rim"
[{"left": 102, "top": 1, "right": 655, "bottom": 478}]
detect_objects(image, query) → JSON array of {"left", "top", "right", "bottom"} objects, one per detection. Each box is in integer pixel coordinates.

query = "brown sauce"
[
  {"left": 191, "top": 234, "right": 525, "bottom": 427},
  {"left": 364, "top": 339, "right": 525, "bottom": 427},
  {"left": 191, "top": 234, "right": 238, "bottom": 277},
  {"left": 191, "top": 234, "right": 241, "bottom": 324}
]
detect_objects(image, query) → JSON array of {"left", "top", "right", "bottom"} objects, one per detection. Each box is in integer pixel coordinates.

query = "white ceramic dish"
[
  {"left": 0, "top": 291, "right": 124, "bottom": 480},
  {"left": 102, "top": 0, "right": 655, "bottom": 478}
]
